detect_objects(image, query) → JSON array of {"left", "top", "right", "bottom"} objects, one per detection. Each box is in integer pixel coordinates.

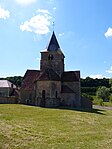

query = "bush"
[
  {"left": 110, "top": 95, "right": 112, "bottom": 103},
  {"left": 81, "top": 93, "right": 94, "bottom": 101},
  {"left": 93, "top": 97, "right": 104, "bottom": 106},
  {"left": 98, "top": 98, "right": 104, "bottom": 106}
]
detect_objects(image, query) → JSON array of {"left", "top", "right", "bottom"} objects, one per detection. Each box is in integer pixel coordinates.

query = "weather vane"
[{"left": 53, "top": 22, "right": 55, "bottom": 31}]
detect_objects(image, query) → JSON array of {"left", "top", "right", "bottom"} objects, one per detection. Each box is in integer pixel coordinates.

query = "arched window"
[
  {"left": 42, "top": 90, "right": 46, "bottom": 99},
  {"left": 55, "top": 91, "right": 58, "bottom": 98}
]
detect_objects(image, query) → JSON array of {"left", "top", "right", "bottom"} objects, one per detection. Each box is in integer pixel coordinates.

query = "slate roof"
[
  {"left": 0, "top": 80, "right": 16, "bottom": 88},
  {"left": 62, "top": 71, "right": 80, "bottom": 82},
  {"left": 21, "top": 70, "right": 40, "bottom": 90},
  {"left": 61, "top": 85, "right": 75, "bottom": 93},
  {"left": 37, "top": 68, "right": 61, "bottom": 81},
  {"left": 47, "top": 31, "right": 60, "bottom": 51}
]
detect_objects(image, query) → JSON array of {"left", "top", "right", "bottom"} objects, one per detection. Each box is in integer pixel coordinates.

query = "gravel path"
[{"left": 93, "top": 105, "right": 112, "bottom": 110}]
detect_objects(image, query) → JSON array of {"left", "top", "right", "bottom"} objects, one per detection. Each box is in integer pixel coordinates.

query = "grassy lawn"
[{"left": 0, "top": 104, "right": 112, "bottom": 149}]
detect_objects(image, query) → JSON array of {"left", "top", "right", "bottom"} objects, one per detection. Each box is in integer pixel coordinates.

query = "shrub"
[
  {"left": 81, "top": 93, "right": 94, "bottom": 101},
  {"left": 98, "top": 98, "right": 104, "bottom": 106},
  {"left": 96, "top": 86, "right": 110, "bottom": 101},
  {"left": 110, "top": 95, "right": 112, "bottom": 103}
]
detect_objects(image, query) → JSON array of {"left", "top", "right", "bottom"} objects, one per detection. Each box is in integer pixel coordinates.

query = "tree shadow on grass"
[{"left": 56, "top": 106, "right": 106, "bottom": 115}]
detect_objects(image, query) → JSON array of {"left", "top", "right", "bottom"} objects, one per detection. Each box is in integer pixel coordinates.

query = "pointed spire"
[{"left": 47, "top": 31, "right": 60, "bottom": 51}]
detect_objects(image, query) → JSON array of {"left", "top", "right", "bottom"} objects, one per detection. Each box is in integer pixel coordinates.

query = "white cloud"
[
  {"left": 20, "top": 10, "right": 52, "bottom": 35},
  {"left": 104, "top": 27, "right": 112, "bottom": 38},
  {"left": 106, "top": 66, "right": 112, "bottom": 74},
  {"left": 37, "top": 9, "right": 50, "bottom": 14},
  {"left": 104, "top": 61, "right": 107, "bottom": 64},
  {"left": 53, "top": 7, "right": 56, "bottom": 10},
  {"left": 15, "top": 0, "right": 36, "bottom": 6},
  {"left": 89, "top": 74, "right": 107, "bottom": 79},
  {"left": 0, "top": 6, "right": 10, "bottom": 19},
  {"left": 59, "top": 33, "right": 64, "bottom": 37}
]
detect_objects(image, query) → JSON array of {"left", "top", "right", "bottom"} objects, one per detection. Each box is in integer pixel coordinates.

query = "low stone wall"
[{"left": 0, "top": 97, "right": 17, "bottom": 104}]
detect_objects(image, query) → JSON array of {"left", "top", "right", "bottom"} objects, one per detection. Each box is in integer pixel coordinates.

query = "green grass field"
[{"left": 0, "top": 104, "right": 112, "bottom": 149}]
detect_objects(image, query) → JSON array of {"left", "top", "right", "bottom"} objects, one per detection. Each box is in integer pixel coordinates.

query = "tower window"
[
  {"left": 42, "top": 90, "right": 46, "bottom": 99},
  {"left": 48, "top": 54, "right": 53, "bottom": 60},
  {"left": 55, "top": 91, "right": 58, "bottom": 98}
]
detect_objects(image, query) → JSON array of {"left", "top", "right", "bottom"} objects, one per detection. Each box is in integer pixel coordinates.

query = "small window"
[
  {"left": 42, "top": 90, "right": 46, "bottom": 99},
  {"left": 48, "top": 54, "right": 53, "bottom": 60},
  {"left": 55, "top": 91, "right": 58, "bottom": 98}
]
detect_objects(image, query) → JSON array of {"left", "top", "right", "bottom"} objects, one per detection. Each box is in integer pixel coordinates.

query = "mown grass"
[{"left": 0, "top": 104, "right": 112, "bottom": 149}]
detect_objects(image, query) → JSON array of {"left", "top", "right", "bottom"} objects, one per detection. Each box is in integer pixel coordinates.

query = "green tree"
[
  {"left": 109, "top": 78, "right": 112, "bottom": 92},
  {"left": 0, "top": 76, "right": 23, "bottom": 87},
  {"left": 96, "top": 86, "right": 110, "bottom": 101},
  {"left": 110, "top": 95, "right": 112, "bottom": 103}
]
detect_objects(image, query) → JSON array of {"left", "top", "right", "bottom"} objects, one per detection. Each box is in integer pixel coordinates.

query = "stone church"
[{"left": 20, "top": 32, "right": 92, "bottom": 108}]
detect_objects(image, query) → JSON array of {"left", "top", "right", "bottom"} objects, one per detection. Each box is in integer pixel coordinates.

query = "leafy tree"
[
  {"left": 96, "top": 86, "right": 110, "bottom": 101},
  {"left": 109, "top": 78, "right": 112, "bottom": 86},
  {"left": 0, "top": 76, "right": 23, "bottom": 87},
  {"left": 109, "top": 78, "right": 112, "bottom": 93}
]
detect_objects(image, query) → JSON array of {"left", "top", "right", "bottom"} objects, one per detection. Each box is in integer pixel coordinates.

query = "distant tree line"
[
  {"left": 0, "top": 76, "right": 23, "bottom": 87},
  {"left": 81, "top": 77, "right": 110, "bottom": 95},
  {"left": 81, "top": 77, "right": 110, "bottom": 88}
]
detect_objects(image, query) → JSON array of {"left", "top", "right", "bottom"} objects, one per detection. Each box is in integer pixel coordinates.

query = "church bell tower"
[{"left": 40, "top": 32, "right": 65, "bottom": 77}]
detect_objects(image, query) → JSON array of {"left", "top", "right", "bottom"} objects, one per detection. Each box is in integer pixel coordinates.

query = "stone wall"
[
  {"left": 40, "top": 51, "right": 64, "bottom": 77},
  {"left": 62, "top": 81, "right": 81, "bottom": 107},
  {"left": 37, "top": 81, "right": 61, "bottom": 99},
  {"left": 36, "top": 97, "right": 60, "bottom": 107},
  {"left": 35, "top": 80, "right": 61, "bottom": 107},
  {"left": 81, "top": 96, "right": 92, "bottom": 109},
  {"left": 20, "top": 90, "right": 35, "bottom": 105},
  {"left": 61, "top": 93, "right": 76, "bottom": 107},
  {"left": 0, "top": 97, "right": 17, "bottom": 104}
]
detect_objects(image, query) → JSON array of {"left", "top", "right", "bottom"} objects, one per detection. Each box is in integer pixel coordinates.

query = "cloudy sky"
[{"left": 0, "top": 0, "right": 112, "bottom": 78}]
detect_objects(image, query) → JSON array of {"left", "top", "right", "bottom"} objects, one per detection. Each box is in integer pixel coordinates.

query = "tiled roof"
[
  {"left": 47, "top": 31, "right": 60, "bottom": 51},
  {"left": 62, "top": 71, "right": 80, "bottom": 82},
  {"left": 37, "top": 68, "right": 61, "bottom": 81},
  {"left": 0, "top": 80, "right": 16, "bottom": 88},
  {"left": 21, "top": 70, "right": 40, "bottom": 90},
  {"left": 61, "top": 85, "right": 75, "bottom": 93}
]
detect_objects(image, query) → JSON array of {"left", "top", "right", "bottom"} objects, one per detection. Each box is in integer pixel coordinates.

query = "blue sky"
[{"left": 0, "top": 0, "right": 112, "bottom": 78}]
